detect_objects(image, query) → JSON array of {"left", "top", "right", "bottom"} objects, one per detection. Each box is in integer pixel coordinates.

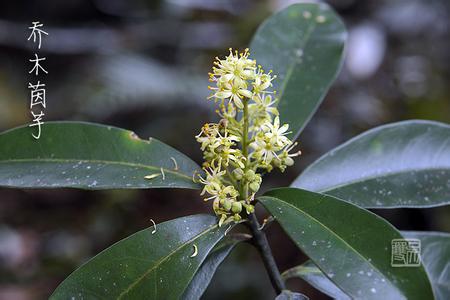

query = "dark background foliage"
[{"left": 0, "top": 0, "right": 449, "bottom": 299}]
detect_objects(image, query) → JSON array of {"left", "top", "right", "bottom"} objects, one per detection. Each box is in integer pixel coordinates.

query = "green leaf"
[
  {"left": 0, "top": 122, "right": 201, "bottom": 189},
  {"left": 286, "top": 231, "right": 450, "bottom": 300},
  {"left": 292, "top": 120, "right": 450, "bottom": 208},
  {"left": 250, "top": 2, "right": 346, "bottom": 139},
  {"left": 282, "top": 261, "right": 349, "bottom": 300},
  {"left": 402, "top": 231, "right": 450, "bottom": 300},
  {"left": 50, "top": 214, "right": 229, "bottom": 300},
  {"left": 182, "top": 233, "right": 250, "bottom": 300},
  {"left": 259, "top": 188, "right": 434, "bottom": 300}
]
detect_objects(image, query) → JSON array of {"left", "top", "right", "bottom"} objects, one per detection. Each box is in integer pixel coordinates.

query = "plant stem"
[
  {"left": 242, "top": 98, "right": 250, "bottom": 199},
  {"left": 241, "top": 97, "right": 285, "bottom": 293},
  {"left": 248, "top": 213, "right": 286, "bottom": 294},
  {"left": 242, "top": 99, "right": 249, "bottom": 158}
]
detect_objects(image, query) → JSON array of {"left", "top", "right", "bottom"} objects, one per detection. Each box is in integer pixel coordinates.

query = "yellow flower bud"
[
  {"left": 284, "top": 156, "right": 294, "bottom": 166},
  {"left": 231, "top": 201, "right": 242, "bottom": 213},
  {"left": 249, "top": 181, "right": 260, "bottom": 192},
  {"left": 245, "top": 169, "right": 256, "bottom": 181},
  {"left": 244, "top": 204, "right": 255, "bottom": 214},
  {"left": 233, "top": 168, "right": 244, "bottom": 180},
  {"left": 223, "top": 199, "right": 232, "bottom": 211}
]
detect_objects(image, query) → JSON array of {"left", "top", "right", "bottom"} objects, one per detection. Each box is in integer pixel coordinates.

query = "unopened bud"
[
  {"left": 284, "top": 157, "right": 294, "bottom": 166},
  {"left": 245, "top": 169, "right": 256, "bottom": 181},
  {"left": 272, "top": 158, "right": 282, "bottom": 167},
  {"left": 233, "top": 168, "right": 244, "bottom": 180},
  {"left": 223, "top": 199, "right": 232, "bottom": 211},
  {"left": 244, "top": 204, "right": 255, "bottom": 214},
  {"left": 249, "top": 181, "right": 260, "bottom": 192},
  {"left": 231, "top": 201, "right": 242, "bottom": 213}
]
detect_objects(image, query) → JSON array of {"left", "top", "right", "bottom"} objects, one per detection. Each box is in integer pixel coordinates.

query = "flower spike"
[{"left": 197, "top": 49, "right": 300, "bottom": 223}]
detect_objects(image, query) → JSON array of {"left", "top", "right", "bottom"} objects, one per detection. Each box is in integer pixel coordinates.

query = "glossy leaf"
[
  {"left": 182, "top": 233, "right": 250, "bottom": 299},
  {"left": 259, "top": 188, "right": 434, "bottom": 300},
  {"left": 0, "top": 122, "right": 200, "bottom": 189},
  {"left": 50, "top": 214, "right": 229, "bottom": 299},
  {"left": 286, "top": 231, "right": 450, "bottom": 300},
  {"left": 282, "top": 261, "right": 349, "bottom": 300},
  {"left": 250, "top": 2, "right": 346, "bottom": 139},
  {"left": 292, "top": 120, "right": 450, "bottom": 208}
]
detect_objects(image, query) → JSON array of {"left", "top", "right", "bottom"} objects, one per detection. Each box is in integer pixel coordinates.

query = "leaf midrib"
[
  {"left": 117, "top": 223, "right": 220, "bottom": 299},
  {"left": 308, "top": 167, "right": 450, "bottom": 194},
  {"left": 296, "top": 120, "right": 450, "bottom": 192},
  {"left": 276, "top": 6, "right": 319, "bottom": 104},
  {"left": 260, "top": 195, "right": 406, "bottom": 298},
  {"left": 0, "top": 158, "right": 194, "bottom": 180}
]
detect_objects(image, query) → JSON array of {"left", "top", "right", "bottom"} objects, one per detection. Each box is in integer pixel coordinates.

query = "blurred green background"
[{"left": 0, "top": 0, "right": 449, "bottom": 299}]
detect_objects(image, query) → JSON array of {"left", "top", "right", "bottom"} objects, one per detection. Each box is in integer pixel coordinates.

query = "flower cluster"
[{"left": 197, "top": 48, "right": 301, "bottom": 226}]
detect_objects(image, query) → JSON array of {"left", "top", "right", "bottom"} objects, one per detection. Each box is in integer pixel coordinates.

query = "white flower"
[
  {"left": 261, "top": 116, "right": 291, "bottom": 148},
  {"left": 198, "top": 164, "right": 226, "bottom": 197},
  {"left": 252, "top": 94, "right": 278, "bottom": 115},
  {"left": 209, "top": 86, "right": 251, "bottom": 109},
  {"left": 250, "top": 136, "right": 278, "bottom": 165},
  {"left": 248, "top": 94, "right": 279, "bottom": 128},
  {"left": 197, "top": 124, "right": 244, "bottom": 168},
  {"left": 196, "top": 123, "right": 219, "bottom": 151},
  {"left": 253, "top": 69, "right": 275, "bottom": 93},
  {"left": 273, "top": 142, "right": 302, "bottom": 172},
  {"left": 212, "top": 48, "right": 256, "bottom": 81},
  {"left": 249, "top": 117, "right": 296, "bottom": 170},
  {"left": 208, "top": 49, "right": 256, "bottom": 109}
]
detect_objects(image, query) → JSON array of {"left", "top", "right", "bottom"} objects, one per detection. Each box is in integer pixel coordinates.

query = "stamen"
[
  {"left": 170, "top": 157, "right": 179, "bottom": 170},
  {"left": 150, "top": 219, "right": 157, "bottom": 234},
  {"left": 144, "top": 174, "right": 160, "bottom": 180},
  {"left": 190, "top": 244, "right": 198, "bottom": 258},
  {"left": 224, "top": 224, "right": 233, "bottom": 236},
  {"left": 160, "top": 167, "right": 165, "bottom": 180}
]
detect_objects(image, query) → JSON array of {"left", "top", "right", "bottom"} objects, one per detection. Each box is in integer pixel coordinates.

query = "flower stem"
[
  {"left": 242, "top": 98, "right": 249, "bottom": 158},
  {"left": 241, "top": 97, "right": 285, "bottom": 294},
  {"left": 241, "top": 98, "right": 250, "bottom": 200},
  {"left": 248, "top": 213, "right": 286, "bottom": 294}
]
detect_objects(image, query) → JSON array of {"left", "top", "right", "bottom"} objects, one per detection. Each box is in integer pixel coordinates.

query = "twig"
[{"left": 247, "top": 213, "right": 286, "bottom": 294}]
